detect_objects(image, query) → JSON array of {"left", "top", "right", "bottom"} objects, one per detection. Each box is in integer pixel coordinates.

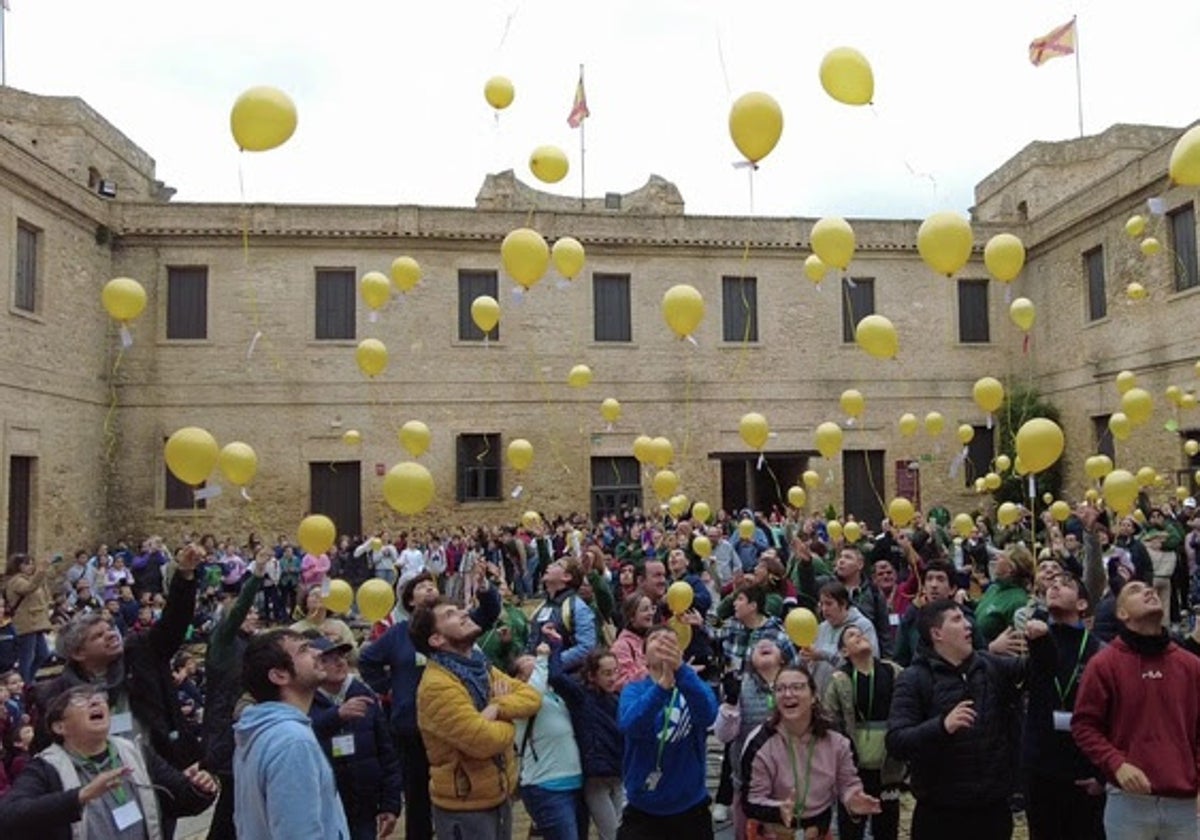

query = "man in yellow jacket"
[{"left": 411, "top": 598, "right": 541, "bottom": 840}]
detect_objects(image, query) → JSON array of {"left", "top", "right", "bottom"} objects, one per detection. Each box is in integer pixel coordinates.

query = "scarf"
[
  {"left": 1118, "top": 625, "right": 1170, "bottom": 656},
  {"left": 431, "top": 649, "right": 492, "bottom": 711}
]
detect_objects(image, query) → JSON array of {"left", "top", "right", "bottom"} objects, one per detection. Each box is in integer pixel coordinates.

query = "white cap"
[{"left": 1185, "top": 497, "right": 1197, "bottom": 509}]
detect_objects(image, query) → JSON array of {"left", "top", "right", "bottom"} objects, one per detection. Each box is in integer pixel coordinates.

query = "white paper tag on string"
[
  {"left": 556, "top": 279, "right": 569, "bottom": 290},
  {"left": 241, "top": 487, "right": 252, "bottom": 501},
  {"left": 1004, "top": 287, "right": 1012, "bottom": 305},
  {"left": 1148, "top": 197, "right": 1166, "bottom": 216},
  {"left": 757, "top": 453, "right": 765, "bottom": 471},
  {"left": 845, "top": 277, "right": 857, "bottom": 289},
  {"left": 686, "top": 335, "right": 698, "bottom": 346},
  {"left": 1028, "top": 476, "right": 1036, "bottom": 498},
  {"left": 731, "top": 160, "right": 754, "bottom": 170},
  {"left": 511, "top": 288, "right": 525, "bottom": 304},
  {"left": 247, "top": 330, "right": 262, "bottom": 360},
  {"left": 119, "top": 325, "right": 133, "bottom": 348},
  {"left": 846, "top": 418, "right": 856, "bottom": 426},
  {"left": 987, "top": 414, "right": 994, "bottom": 430},
  {"left": 511, "top": 484, "right": 524, "bottom": 499},
  {"left": 369, "top": 311, "right": 379, "bottom": 323},
  {"left": 194, "top": 485, "right": 223, "bottom": 501}
]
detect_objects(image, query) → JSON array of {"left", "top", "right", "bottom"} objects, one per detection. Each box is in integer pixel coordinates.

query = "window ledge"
[
  {"left": 955, "top": 341, "right": 994, "bottom": 348},
  {"left": 307, "top": 339, "right": 358, "bottom": 347},
  {"left": 452, "top": 340, "right": 504, "bottom": 347},
  {"left": 161, "top": 508, "right": 212, "bottom": 518},
  {"left": 718, "top": 341, "right": 761, "bottom": 348},
  {"left": 158, "top": 338, "right": 213, "bottom": 346},
  {"left": 1083, "top": 315, "right": 1110, "bottom": 329},
  {"left": 458, "top": 498, "right": 506, "bottom": 505},
  {"left": 1167, "top": 283, "right": 1200, "bottom": 302},
  {"left": 8, "top": 306, "right": 44, "bottom": 324}
]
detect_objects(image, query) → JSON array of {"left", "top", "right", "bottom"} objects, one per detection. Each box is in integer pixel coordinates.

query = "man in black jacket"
[{"left": 886, "top": 599, "right": 1026, "bottom": 840}]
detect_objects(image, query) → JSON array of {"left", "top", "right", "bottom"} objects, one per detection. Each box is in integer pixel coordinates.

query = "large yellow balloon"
[
  {"left": 342, "top": 429, "right": 361, "bottom": 446},
  {"left": 471, "top": 295, "right": 500, "bottom": 333},
  {"left": 382, "top": 461, "right": 435, "bottom": 515},
  {"left": 1121, "top": 388, "right": 1153, "bottom": 426},
  {"left": 1125, "top": 282, "right": 1148, "bottom": 302},
  {"left": 666, "top": 581, "right": 694, "bottom": 615},
  {"left": 507, "top": 439, "right": 534, "bottom": 471},
  {"left": 323, "top": 579, "right": 353, "bottom": 614},
  {"left": 667, "top": 616, "right": 693, "bottom": 650},
  {"left": 230, "top": 86, "right": 297, "bottom": 152},
  {"left": 738, "top": 519, "right": 755, "bottom": 540},
  {"left": 917, "top": 212, "right": 974, "bottom": 277},
  {"left": 1115, "top": 370, "right": 1137, "bottom": 395},
  {"left": 819, "top": 47, "right": 874, "bottom": 106},
  {"left": 1085, "top": 454, "right": 1114, "bottom": 480},
  {"left": 843, "top": 521, "right": 863, "bottom": 543},
  {"left": 815, "top": 422, "right": 843, "bottom": 459},
  {"left": 827, "top": 521, "right": 843, "bottom": 542},
  {"left": 811, "top": 217, "right": 856, "bottom": 270},
  {"left": 356, "top": 578, "right": 396, "bottom": 623},
  {"left": 529, "top": 146, "right": 569, "bottom": 184},
  {"left": 522, "top": 510, "right": 542, "bottom": 530},
  {"left": 855, "top": 314, "right": 898, "bottom": 360},
  {"left": 953, "top": 513, "right": 974, "bottom": 538},
  {"left": 983, "top": 234, "right": 1026, "bottom": 283},
  {"left": 361, "top": 272, "right": 391, "bottom": 311},
  {"left": 668, "top": 494, "right": 690, "bottom": 517},
  {"left": 692, "top": 501, "right": 712, "bottom": 523},
  {"left": 692, "top": 535, "right": 713, "bottom": 558},
  {"left": 997, "top": 502, "right": 1021, "bottom": 527},
  {"left": 739, "top": 412, "right": 769, "bottom": 450},
  {"left": 649, "top": 437, "right": 674, "bottom": 469},
  {"left": 1010, "top": 298, "right": 1036, "bottom": 332},
  {"left": 1108, "top": 413, "right": 1132, "bottom": 442},
  {"left": 484, "top": 75, "right": 515, "bottom": 110},
  {"left": 164, "top": 427, "right": 219, "bottom": 486},
  {"left": 1183, "top": 393, "right": 1198, "bottom": 410},
  {"left": 1186, "top": 439, "right": 1200, "bottom": 457},
  {"left": 662, "top": 285, "right": 705, "bottom": 338},
  {"left": 633, "top": 435, "right": 654, "bottom": 464},
  {"left": 218, "top": 442, "right": 258, "bottom": 486},
  {"left": 728, "top": 92, "right": 783, "bottom": 164},
  {"left": 803, "top": 470, "right": 821, "bottom": 489},
  {"left": 888, "top": 497, "right": 915, "bottom": 528},
  {"left": 785, "top": 607, "right": 819, "bottom": 647},
  {"left": 390, "top": 256, "right": 422, "bottom": 292},
  {"left": 995, "top": 454, "right": 1012, "bottom": 472},
  {"left": 973, "top": 377, "right": 1004, "bottom": 414},
  {"left": 957, "top": 424, "right": 975, "bottom": 445},
  {"left": 898, "top": 413, "right": 919, "bottom": 437},
  {"left": 984, "top": 472, "right": 1002, "bottom": 491},
  {"left": 1103, "top": 469, "right": 1139, "bottom": 515},
  {"left": 787, "top": 486, "right": 807, "bottom": 509},
  {"left": 1167, "top": 386, "right": 1184, "bottom": 406},
  {"left": 298, "top": 514, "right": 336, "bottom": 556},
  {"left": 1050, "top": 500, "right": 1071, "bottom": 522},
  {"left": 1136, "top": 466, "right": 1157, "bottom": 488},
  {"left": 502, "top": 228, "right": 550, "bottom": 289},
  {"left": 601, "top": 398, "right": 621, "bottom": 424},
  {"left": 552, "top": 237, "right": 585, "bottom": 279},
  {"left": 568, "top": 365, "right": 593, "bottom": 389},
  {"left": 924, "top": 412, "right": 945, "bottom": 437},
  {"left": 653, "top": 469, "right": 679, "bottom": 500},
  {"left": 1125, "top": 215, "right": 1147, "bottom": 237},
  {"left": 1169, "top": 125, "right": 1200, "bottom": 186},
  {"left": 356, "top": 339, "right": 388, "bottom": 378},
  {"left": 1140, "top": 239, "right": 1160, "bottom": 258},
  {"left": 1016, "top": 418, "right": 1064, "bottom": 473},
  {"left": 399, "top": 420, "right": 431, "bottom": 457},
  {"left": 840, "top": 389, "right": 865, "bottom": 419},
  {"left": 101, "top": 277, "right": 147, "bottom": 322},
  {"left": 804, "top": 255, "right": 828, "bottom": 284}
]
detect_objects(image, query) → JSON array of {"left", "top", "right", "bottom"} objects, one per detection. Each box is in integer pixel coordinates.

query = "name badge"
[
  {"left": 111, "top": 800, "right": 143, "bottom": 831},
  {"left": 643, "top": 770, "right": 661, "bottom": 791},
  {"left": 535, "top": 607, "right": 552, "bottom": 623},
  {"left": 332, "top": 734, "right": 356, "bottom": 757},
  {"left": 110, "top": 711, "right": 134, "bottom": 734},
  {"left": 889, "top": 613, "right": 900, "bottom": 626},
  {"left": 1053, "top": 710, "right": 1072, "bottom": 731}
]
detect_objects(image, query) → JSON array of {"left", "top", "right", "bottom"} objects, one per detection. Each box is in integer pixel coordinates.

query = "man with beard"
[{"left": 410, "top": 599, "right": 541, "bottom": 840}]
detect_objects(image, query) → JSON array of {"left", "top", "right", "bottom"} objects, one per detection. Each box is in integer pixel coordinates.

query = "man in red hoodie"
[{"left": 1072, "top": 580, "right": 1200, "bottom": 838}]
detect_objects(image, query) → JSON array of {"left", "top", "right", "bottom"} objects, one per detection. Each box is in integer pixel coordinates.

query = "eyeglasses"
[
  {"left": 774, "top": 682, "right": 810, "bottom": 696},
  {"left": 67, "top": 691, "right": 108, "bottom": 709}
]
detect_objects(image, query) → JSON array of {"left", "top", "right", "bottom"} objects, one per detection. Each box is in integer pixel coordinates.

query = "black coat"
[
  {"left": 886, "top": 645, "right": 1026, "bottom": 807},
  {"left": 547, "top": 646, "right": 623, "bottom": 778}
]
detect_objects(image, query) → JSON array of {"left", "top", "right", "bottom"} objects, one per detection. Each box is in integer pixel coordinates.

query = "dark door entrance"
[
  {"left": 718, "top": 453, "right": 808, "bottom": 516},
  {"left": 591, "top": 457, "right": 642, "bottom": 520},
  {"left": 842, "top": 450, "right": 886, "bottom": 528},
  {"left": 6, "top": 456, "right": 33, "bottom": 556},
  {"left": 309, "top": 461, "right": 361, "bottom": 539}
]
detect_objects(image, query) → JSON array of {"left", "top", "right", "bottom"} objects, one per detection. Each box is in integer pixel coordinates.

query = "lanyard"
[
  {"left": 1054, "top": 629, "right": 1090, "bottom": 709},
  {"left": 785, "top": 732, "right": 816, "bottom": 821},
  {"left": 73, "top": 744, "right": 128, "bottom": 805},
  {"left": 653, "top": 688, "right": 679, "bottom": 773},
  {"left": 852, "top": 668, "right": 875, "bottom": 723}
]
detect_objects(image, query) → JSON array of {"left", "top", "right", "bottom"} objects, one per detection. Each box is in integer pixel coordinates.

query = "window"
[
  {"left": 315, "top": 269, "right": 355, "bottom": 340},
  {"left": 590, "top": 457, "right": 642, "bottom": 520},
  {"left": 458, "top": 270, "right": 499, "bottom": 341},
  {"left": 457, "top": 433, "right": 501, "bottom": 501},
  {"left": 593, "top": 274, "right": 631, "bottom": 342},
  {"left": 722, "top": 276, "right": 758, "bottom": 342},
  {"left": 1169, "top": 203, "right": 1198, "bottom": 292},
  {"left": 841, "top": 277, "right": 875, "bottom": 342},
  {"left": 309, "top": 462, "right": 361, "bottom": 538},
  {"left": 14, "top": 222, "right": 38, "bottom": 312},
  {"left": 1092, "top": 415, "right": 1115, "bottom": 461},
  {"left": 957, "top": 279, "right": 990, "bottom": 343},
  {"left": 164, "top": 445, "right": 206, "bottom": 511},
  {"left": 1084, "top": 246, "right": 1106, "bottom": 322},
  {"left": 166, "top": 267, "right": 208, "bottom": 339},
  {"left": 6, "top": 456, "right": 33, "bottom": 556},
  {"left": 963, "top": 425, "right": 995, "bottom": 487}
]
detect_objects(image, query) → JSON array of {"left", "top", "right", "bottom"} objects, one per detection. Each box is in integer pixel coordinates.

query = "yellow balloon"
[
  {"left": 739, "top": 412, "right": 769, "bottom": 450},
  {"left": 662, "top": 284, "right": 705, "bottom": 338},
  {"left": 995, "top": 454, "right": 1012, "bottom": 472},
  {"left": 1015, "top": 418, "right": 1065, "bottom": 473},
  {"left": 666, "top": 581, "right": 694, "bottom": 615},
  {"left": 855, "top": 314, "right": 898, "bottom": 360},
  {"left": 843, "top": 521, "right": 862, "bottom": 543},
  {"left": 819, "top": 47, "right": 874, "bottom": 106},
  {"left": 1140, "top": 238, "right": 1161, "bottom": 257},
  {"left": 803, "top": 470, "right": 821, "bottom": 489},
  {"left": 917, "top": 212, "right": 974, "bottom": 277},
  {"left": 924, "top": 412, "right": 945, "bottom": 437},
  {"left": 1167, "top": 386, "right": 1183, "bottom": 406},
  {"left": 692, "top": 535, "right": 713, "bottom": 559},
  {"left": 1136, "top": 466, "right": 1157, "bottom": 488},
  {"left": 804, "top": 254, "right": 828, "bottom": 284},
  {"left": 356, "top": 339, "right": 388, "bottom": 378},
  {"left": 502, "top": 228, "right": 550, "bottom": 289},
  {"left": 1010, "top": 297, "right": 1036, "bottom": 332},
  {"left": 529, "top": 145, "right": 569, "bottom": 184},
  {"left": 552, "top": 237, "right": 585, "bottom": 279},
  {"left": 1184, "top": 393, "right": 1198, "bottom": 410},
  {"left": 230, "top": 86, "right": 297, "bottom": 152},
  {"left": 1178, "top": 486, "right": 1191, "bottom": 501},
  {"left": 1103, "top": 469, "right": 1139, "bottom": 515},
  {"left": 1126, "top": 282, "right": 1148, "bottom": 301},
  {"left": 298, "top": 514, "right": 336, "bottom": 556},
  {"left": 1186, "top": 439, "right": 1200, "bottom": 457},
  {"left": 323, "top": 579, "right": 353, "bottom": 614},
  {"left": 633, "top": 435, "right": 654, "bottom": 464},
  {"left": 1050, "top": 500, "right": 1071, "bottom": 522},
  {"left": 601, "top": 398, "right": 621, "bottom": 424},
  {"left": 1169, "top": 125, "right": 1200, "bottom": 186},
  {"left": 1115, "top": 371, "right": 1137, "bottom": 395},
  {"left": 101, "top": 277, "right": 147, "bottom": 322},
  {"left": 164, "top": 427, "right": 219, "bottom": 486},
  {"left": 1085, "top": 488, "right": 1100, "bottom": 503},
  {"left": 787, "top": 486, "right": 807, "bottom": 509},
  {"left": 650, "top": 437, "right": 674, "bottom": 469},
  {"left": 888, "top": 497, "right": 915, "bottom": 528},
  {"left": 390, "top": 256, "right": 422, "bottom": 292},
  {"left": 471, "top": 295, "right": 500, "bottom": 333},
  {"left": 356, "top": 578, "right": 396, "bottom": 623},
  {"left": 997, "top": 502, "right": 1021, "bottom": 527},
  {"left": 815, "top": 422, "right": 843, "bottom": 459},
  {"left": 1125, "top": 215, "right": 1147, "bottom": 237},
  {"left": 568, "top": 365, "right": 593, "bottom": 389},
  {"left": 1043, "top": 492, "right": 1055, "bottom": 505},
  {"left": 898, "top": 413, "right": 919, "bottom": 437},
  {"left": 653, "top": 470, "right": 679, "bottom": 500},
  {"left": 667, "top": 616, "right": 693, "bottom": 650},
  {"left": 840, "top": 389, "right": 865, "bottom": 419},
  {"left": 399, "top": 420, "right": 431, "bottom": 458},
  {"left": 484, "top": 75, "right": 515, "bottom": 110},
  {"left": 953, "top": 512, "right": 974, "bottom": 538},
  {"left": 1086, "top": 454, "right": 1114, "bottom": 480},
  {"left": 983, "top": 234, "right": 1025, "bottom": 283},
  {"left": 984, "top": 472, "right": 1002, "bottom": 491},
  {"left": 1121, "top": 388, "right": 1153, "bottom": 426},
  {"left": 507, "top": 439, "right": 534, "bottom": 471},
  {"left": 974, "top": 477, "right": 986, "bottom": 493},
  {"left": 728, "top": 92, "right": 783, "bottom": 164},
  {"left": 827, "top": 521, "right": 843, "bottom": 542},
  {"left": 957, "top": 424, "right": 975, "bottom": 445},
  {"left": 382, "top": 461, "right": 435, "bottom": 515},
  {"left": 811, "top": 217, "right": 856, "bottom": 270},
  {"left": 668, "top": 494, "right": 690, "bottom": 517},
  {"left": 218, "top": 441, "right": 258, "bottom": 486},
  {"left": 361, "top": 271, "right": 391, "bottom": 311},
  {"left": 342, "top": 429, "right": 361, "bottom": 446},
  {"left": 738, "top": 518, "right": 755, "bottom": 540},
  {"left": 973, "top": 377, "right": 1004, "bottom": 414},
  {"left": 692, "top": 502, "right": 712, "bottom": 523},
  {"left": 785, "top": 607, "right": 819, "bottom": 647}
]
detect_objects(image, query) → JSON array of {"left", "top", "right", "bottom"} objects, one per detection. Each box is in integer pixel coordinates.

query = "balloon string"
[
  {"left": 731, "top": 240, "right": 754, "bottom": 404},
  {"left": 102, "top": 342, "right": 126, "bottom": 474}
]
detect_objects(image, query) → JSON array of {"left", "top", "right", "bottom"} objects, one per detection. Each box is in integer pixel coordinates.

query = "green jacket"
[
  {"left": 823, "top": 661, "right": 906, "bottom": 786},
  {"left": 973, "top": 578, "right": 1030, "bottom": 642},
  {"left": 479, "top": 602, "right": 529, "bottom": 673}
]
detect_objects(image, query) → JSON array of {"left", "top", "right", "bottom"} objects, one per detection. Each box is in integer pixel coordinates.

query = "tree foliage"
[{"left": 994, "top": 384, "right": 1064, "bottom": 507}]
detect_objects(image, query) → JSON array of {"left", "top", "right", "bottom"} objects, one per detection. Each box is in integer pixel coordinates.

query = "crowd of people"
[{"left": 0, "top": 495, "right": 1199, "bottom": 839}]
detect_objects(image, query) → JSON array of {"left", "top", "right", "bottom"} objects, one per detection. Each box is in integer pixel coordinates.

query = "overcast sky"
[{"left": 4, "top": 1, "right": 1198, "bottom": 219}]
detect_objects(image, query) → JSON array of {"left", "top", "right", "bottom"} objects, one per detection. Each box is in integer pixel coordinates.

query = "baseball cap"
[
  {"left": 309, "top": 637, "right": 353, "bottom": 657},
  {"left": 1185, "top": 497, "right": 1197, "bottom": 510}
]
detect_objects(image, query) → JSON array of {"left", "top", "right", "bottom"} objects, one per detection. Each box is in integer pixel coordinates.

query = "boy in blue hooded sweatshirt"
[
  {"left": 618, "top": 623, "right": 718, "bottom": 839},
  {"left": 233, "top": 629, "right": 351, "bottom": 840}
]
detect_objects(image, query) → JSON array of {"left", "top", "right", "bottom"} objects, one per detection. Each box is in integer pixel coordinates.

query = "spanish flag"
[
  {"left": 567, "top": 71, "right": 589, "bottom": 128},
  {"left": 1029, "top": 18, "right": 1076, "bottom": 66}
]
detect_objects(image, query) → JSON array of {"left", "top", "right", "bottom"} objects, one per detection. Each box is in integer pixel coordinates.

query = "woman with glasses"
[{"left": 741, "top": 665, "right": 880, "bottom": 839}]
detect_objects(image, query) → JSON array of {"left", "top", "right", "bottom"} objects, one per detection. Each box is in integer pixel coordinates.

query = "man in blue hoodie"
[{"left": 233, "top": 629, "right": 350, "bottom": 840}]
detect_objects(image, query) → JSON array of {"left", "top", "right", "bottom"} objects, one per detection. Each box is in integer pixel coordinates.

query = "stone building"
[{"left": 2, "top": 85, "right": 1198, "bottom": 555}]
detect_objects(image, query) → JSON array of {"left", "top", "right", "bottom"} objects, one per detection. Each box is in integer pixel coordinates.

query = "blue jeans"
[
  {"left": 520, "top": 784, "right": 587, "bottom": 840},
  {"left": 16, "top": 631, "right": 48, "bottom": 684},
  {"left": 1105, "top": 788, "right": 1197, "bottom": 840}
]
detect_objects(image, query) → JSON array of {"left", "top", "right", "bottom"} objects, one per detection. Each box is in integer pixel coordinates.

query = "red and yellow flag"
[
  {"left": 1029, "top": 18, "right": 1076, "bottom": 66},
  {"left": 567, "top": 73, "right": 589, "bottom": 128}
]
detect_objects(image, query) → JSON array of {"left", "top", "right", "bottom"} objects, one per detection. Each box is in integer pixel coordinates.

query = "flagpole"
[
  {"left": 1, "top": 4, "right": 7, "bottom": 88},
  {"left": 578, "top": 64, "right": 586, "bottom": 210},
  {"left": 1073, "top": 15, "right": 1083, "bottom": 137}
]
